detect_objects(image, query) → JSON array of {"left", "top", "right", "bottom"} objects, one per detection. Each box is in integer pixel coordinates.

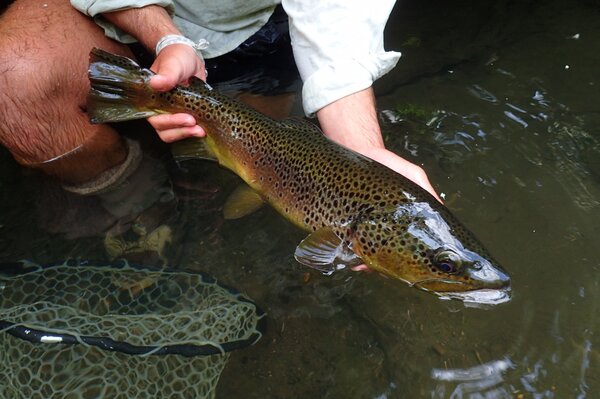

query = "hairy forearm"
[
  {"left": 103, "top": 6, "right": 180, "bottom": 51},
  {"left": 316, "top": 88, "right": 384, "bottom": 151}
]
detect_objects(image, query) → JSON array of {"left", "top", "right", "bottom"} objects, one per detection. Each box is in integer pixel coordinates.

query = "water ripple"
[{"left": 384, "top": 78, "right": 600, "bottom": 211}]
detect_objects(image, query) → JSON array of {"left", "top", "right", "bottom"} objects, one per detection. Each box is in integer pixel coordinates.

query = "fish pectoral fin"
[
  {"left": 223, "top": 184, "right": 265, "bottom": 219},
  {"left": 294, "top": 228, "right": 362, "bottom": 274},
  {"left": 171, "top": 138, "right": 218, "bottom": 162}
]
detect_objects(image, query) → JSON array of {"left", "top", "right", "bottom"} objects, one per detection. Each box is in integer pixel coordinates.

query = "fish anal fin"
[
  {"left": 171, "top": 138, "right": 218, "bottom": 162},
  {"left": 223, "top": 184, "right": 265, "bottom": 219},
  {"left": 294, "top": 228, "right": 362, "bottom": 274}
]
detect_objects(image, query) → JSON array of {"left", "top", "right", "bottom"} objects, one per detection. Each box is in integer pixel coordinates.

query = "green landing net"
[{"left": 0, "top": 260, "right": 265, "bottom": 399}]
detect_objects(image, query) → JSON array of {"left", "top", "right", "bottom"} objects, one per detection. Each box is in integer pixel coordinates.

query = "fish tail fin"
[{"left": 87, "top": 48, "right": 160, "bottom": 124}]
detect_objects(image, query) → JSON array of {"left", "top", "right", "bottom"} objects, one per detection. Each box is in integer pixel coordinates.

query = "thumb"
[
  {"left": 149, "top": 44, "right": 205, "bottom": 92},
  {"left": 149, "top": 58, "right": 184, "bottom": 92}
]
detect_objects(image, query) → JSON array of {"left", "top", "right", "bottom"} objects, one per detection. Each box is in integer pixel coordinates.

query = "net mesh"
[
  {"left": 1, "top": 334, "right": 228, "bottom": 399},
  {"left": 0, "top": 260, "right": 265, "bottom": 398}
]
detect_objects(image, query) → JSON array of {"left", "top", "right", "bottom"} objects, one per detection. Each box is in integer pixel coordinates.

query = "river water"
[{"left": 1, "top": 0, "right": 599, "bottom": 398}]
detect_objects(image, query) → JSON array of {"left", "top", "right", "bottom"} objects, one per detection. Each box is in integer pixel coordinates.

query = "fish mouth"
[
  {"left": 438, "top": 287, "right": 512, "bottom": 308},
  {"left": 411, "top": 278, "right": 512, "bottom": 307},
  {"left": 408, "top": 263, "right": 510, "bottom": 294},
  {"left": 467, "top": 263, "right": 511, "bottom": 290},
  {"left": 410, "top": 278, "right": 466, "bottom": 292}
]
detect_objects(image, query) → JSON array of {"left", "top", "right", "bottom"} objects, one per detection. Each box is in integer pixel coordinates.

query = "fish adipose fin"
[
  {"left": 223, "top": 184, "right": 265, "bottom": 220},
  {"left": 294, "top": 228, "right": 362, "bottom": 274},
  {"left": 171, "top": 138, "right": 218, "bottom": 162},
  {"left": 87, "top": 48, "right": 160, "bottom": 124}
]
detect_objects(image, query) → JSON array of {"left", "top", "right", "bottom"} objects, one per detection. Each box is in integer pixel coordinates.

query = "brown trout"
[{"left": 87, "top": 48, "right": 510, "bottom": 303}]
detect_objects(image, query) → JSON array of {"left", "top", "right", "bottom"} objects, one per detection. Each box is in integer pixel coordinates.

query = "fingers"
[
  {"left": 148, "top": 113, "right": 205, "bottom": 143},
  {"left": 155, "top": 127, "right": 205, "bottom": 143},
  {"left": 402, "top": 163, "right": 443, "bottom": 204},
  {"left": 146, "top": 45, "right": 207, "bottom": 143},
  {"left": 149, "top": 113, "right": 196, "bottom": 130},
  {"left": 360, "top": 147, "right": 443, "bottom": 203},
  {"left": 351, "top": 264, "right": 373, "bottom": 272}
]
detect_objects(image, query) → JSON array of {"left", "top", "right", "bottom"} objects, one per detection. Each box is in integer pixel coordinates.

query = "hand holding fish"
[
  {"left": 102, "top": 6, "right": 208, "bottom": 141},
  {"left": 358, "top": 147, "right": 442, "bottom": 203},
  {"left": 149, "top": 44, "right": 207, "bottom": 91},
  {"left": 147, "top": 44, "right": 208, "bottom": 141},
  {"left": 87, "top": 49, "right": 511, "bottom": 303},
  {"left": 141, "top": 43, "right": 441, "bottom": 201},
  {"left": 102, "top": 2, "right": 440, "bottom": 202},
  {"left": 103, "top": 3, "right": 440, "bottom": 208},
  {"left": 316, "top": 88, "right": 442, "bottom": 202}
]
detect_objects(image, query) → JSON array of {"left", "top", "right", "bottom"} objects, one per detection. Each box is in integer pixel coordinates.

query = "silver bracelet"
[{"left": 155, "top": 34, "right": 209, "bottom": 57}]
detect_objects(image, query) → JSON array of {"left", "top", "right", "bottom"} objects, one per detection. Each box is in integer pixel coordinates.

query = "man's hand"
[
  {"left": 147, "top": 44, "right": 207, "bottom": 142},
  {"left": 102, "top": 7, "right": 206, "bottom": 142},
  {"left": 318, "top": 87, "right": 441, "bottom": 274},
  {"left": 317, "top": 87, "right": 442, "bottom": 202},
  {"left": 356, "top": 146, "right": 441, "bottom": 202},
  {"left": 149, "top": 44, "right": 206, "bottom": 90},
  {"left": 102, "top": 6, "right": 438, "bottom": 200}
]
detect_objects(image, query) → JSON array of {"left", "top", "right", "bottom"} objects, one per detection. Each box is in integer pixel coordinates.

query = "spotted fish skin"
[{"left": 87, "top": 48, "right": 510, "bottom": 296}]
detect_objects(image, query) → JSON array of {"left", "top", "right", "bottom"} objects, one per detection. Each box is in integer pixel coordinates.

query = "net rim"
[{"left": 0, "top": 259, "right": 267, "bottom": 357}]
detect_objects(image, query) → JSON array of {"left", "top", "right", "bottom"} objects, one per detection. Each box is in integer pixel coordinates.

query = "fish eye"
[{"left": 433, "top": 250, "right": 462, "bottom": 274}]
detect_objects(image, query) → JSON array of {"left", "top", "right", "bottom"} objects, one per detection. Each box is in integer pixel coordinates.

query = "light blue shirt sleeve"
[
  {"left": 71, "top": 0, "right": 172, "bottom": 17},
  {"left": 70, "top": 0, "right": 175, "bottom": 43},
  {"left": 70, "top": 0, "right": 276, "bottom": 57}
]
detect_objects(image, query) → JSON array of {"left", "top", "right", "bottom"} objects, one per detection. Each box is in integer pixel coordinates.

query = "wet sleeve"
[
  {"left": 282, "top": 0, "right": 401, "bottom": 116},
  {"left": 70, "top": 0, "right": 175, "bottom": 43}
]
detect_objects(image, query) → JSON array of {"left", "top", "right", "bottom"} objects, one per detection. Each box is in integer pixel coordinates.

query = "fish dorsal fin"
[
  {"left": 294, "top": 228, "right": 362, "bottom": 274},
  {"left": 171, "top": 138, "right": 218, "bottom": 162},
  {"left": 223, "top": 184, "right": 265, "bottom": 219}
]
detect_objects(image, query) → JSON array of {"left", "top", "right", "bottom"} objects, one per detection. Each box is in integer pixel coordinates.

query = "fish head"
[{"left": 350, "top": 202, "right": 510, "bottom": 296}]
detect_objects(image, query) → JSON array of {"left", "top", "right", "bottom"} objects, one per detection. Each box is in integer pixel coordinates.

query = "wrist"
[
  {"left": 317, "top": 88, "right": 384, "bottom": 151},
  {"left": 20, "top": 130, "right": 128, "bottom": 185}
]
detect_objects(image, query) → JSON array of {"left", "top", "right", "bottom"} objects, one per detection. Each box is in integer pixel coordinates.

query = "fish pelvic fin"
[
  {"left": 87, "top": 48, "right": 159, "bottom": 124},
  {"left": 223, "top": 184, "right": 265, "bottom": 220},
  {"left": 171, "top": 138, "right": 218, "bottom": 162}
]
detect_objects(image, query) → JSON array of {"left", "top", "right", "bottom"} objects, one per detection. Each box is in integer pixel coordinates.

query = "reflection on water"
[
  {"left": 431, "top": 358, "right": 515, "bottom": 398},
  {"left": 396, "top": 79, "right": 600, "bottom": 213},
  {"left": 1, "top": 0, "right": 600, "bottom": 398}
]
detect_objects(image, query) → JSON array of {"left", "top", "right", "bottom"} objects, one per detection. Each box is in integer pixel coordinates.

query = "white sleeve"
[{"left": 282, "top": 0, "right": 401, "bottom": 116}]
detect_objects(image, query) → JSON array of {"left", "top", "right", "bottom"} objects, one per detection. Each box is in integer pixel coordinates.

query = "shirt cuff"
[{"left": 302, "top": 50, "right": 401, "bottom": 116}]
